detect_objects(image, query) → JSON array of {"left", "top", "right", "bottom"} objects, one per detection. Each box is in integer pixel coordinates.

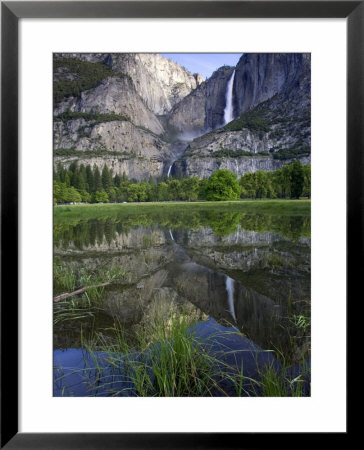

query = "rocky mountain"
[
  {"left": 172, "top": 53, "right": 310, "bottom": 178},
  {"left": 106, "top": 53, "right": 203, "bottom": 115},
  {"left": 54, "top": 52, "right": 203, "bottom": 115},
  {"left": 53, "top": 52, "right": 310, "bottom": 181},
  {"left": 166, "top": 65, "right": 235, "bottom": 135},
  {"left": 234, "top": 53, "right": 310, "bottom": 114}
]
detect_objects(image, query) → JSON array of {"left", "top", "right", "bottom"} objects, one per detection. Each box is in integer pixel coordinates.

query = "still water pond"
[{"left": 53, "top": 207, "right": 311, "bottom": 396}]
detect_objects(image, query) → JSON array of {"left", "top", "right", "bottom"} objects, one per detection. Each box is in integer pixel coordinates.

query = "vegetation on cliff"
[{"left": 54, "top": 57, "right": 116, "bottom": 103}]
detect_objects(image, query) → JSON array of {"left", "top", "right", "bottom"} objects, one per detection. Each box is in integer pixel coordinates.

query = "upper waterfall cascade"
[{"left": 223, "top": 70, "right": 236, "bottom": 125}]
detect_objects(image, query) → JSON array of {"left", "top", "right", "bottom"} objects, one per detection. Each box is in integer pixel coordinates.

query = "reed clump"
[
  {"left": 53, "top": 261, "right": 125, "bottom": 324},
  {"left": 77, "top": 299, "right": 310, "bottom": 397}
]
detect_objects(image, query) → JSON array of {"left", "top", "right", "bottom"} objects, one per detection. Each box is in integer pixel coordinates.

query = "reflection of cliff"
[
  {"left": 175, "top": 225, "right": 310, "bottom": 253},
  {"left": 103, "top": 270, "right": 168, "bottom": 322},
  {"left": 54, "top": 223, "right": 310, "bottom": 358},
  {"left": 169, "top": 261, "right": 309, "bottom": 361},
  {"left": 54, "top": 225, "right": 167, "bottom": 254},
  {"left": 174, "top": 226, "right": 310, "bottom": 303},
  {"left": 171, "top": 261, "right": 282, "bottom": 345},
  {"left": 173, "top": 262, "right": 233, "bottom": 324}
]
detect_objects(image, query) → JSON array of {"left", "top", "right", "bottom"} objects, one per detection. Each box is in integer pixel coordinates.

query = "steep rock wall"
[
  {"left": 233, "top": 53, "right": 310, "bottom": 115},
  {"left": 167, "top": 66, "right": 235, "bottom": 135},
  {"left": 107, "top": 53, "right": 203, "bottom": 114}
]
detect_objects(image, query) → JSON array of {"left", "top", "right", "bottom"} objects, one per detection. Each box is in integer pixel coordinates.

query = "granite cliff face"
[
  {"left": 53, "top": 52, "right": 310, "bottom": 180},
  {"left": 54, "top": 52, "right": 203, "bottom": 115},
  {"left": 54, "top": 76, "right": 164, "bottom": 135},
  {"left": 233, "top": 53, "right": 310, "bottom": 115},
  {"left": 172, "top": 53, "right": 311, "bottom": 178},
  {"left": 107, "top": 53, "right": 203, "bottom": 115},
  {"left": 166, "top": 66, "right": 235, "bottom": 135},
  {"left": 54, "top": 53, "right": 202, "bottom": 180}
]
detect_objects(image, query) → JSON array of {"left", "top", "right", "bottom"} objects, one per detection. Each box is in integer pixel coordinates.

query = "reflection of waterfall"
[
  {"left": 223, "top": 70, "right": 236, "bottom": 125},
  {"left": 169, "top": 229, "right": 174, "bottom": 241},
  {"left": 167, "top": 165, "right": 173, "bottom": 178},
  {"left": 225, "top": 275, "right": 237, "bottom": 322}
]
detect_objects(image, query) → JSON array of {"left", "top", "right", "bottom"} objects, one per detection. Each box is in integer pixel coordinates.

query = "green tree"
[
  {"left": 93, "top": 166, "right": 103, "bottom": 192},
  {"left": 255, "top": 171, "right": 275, "bottom": 199},
  {"left": 273, "top": 165, "right": 291, "bottom": 198},
  {"left": 290, "top": 160, "right": 304, "bottom": 199},
  {"left": 302, "top": 164, "right": 311, "bottom": 198},
  {"left": 94, "top": 190, "right": 109, "bottom": 203},
  {"left": 198, "top": 178, "right": 209, "bottom": 200},
  {"left": 57, "top": 182, "right": 69, "bottom": 203},
  {"left": 68, "top": 161, "right": 78, "bottom": 173},
  {"left": 205, "top": 169, "right": 241, "bottom": 201},
  {"left": 108, "top": 187, "right": 117, "bottom": 203},
  {"left": 180, "top": 177, "right": 200, "bottom": 201},
  {"left": 102, "top": 165, "right": 113, "bottom": 192},
  {"left": 53, "top": 181, "right": 61, "bottom": 204},
  {"left": 156, "top": 182, "right": 169, "bottom": 201},
  {"left": 167, "top": 179, "right": 182, "bottom": 200},
  {"left": 115, "top": 187, "right": 127, "bottom": 203},
  {"left": 114, "top": 174, "right": 121, "bottom": 188},
  {"left": 66, "top": 186, "right": 82, "bottom": 203},
  {"left": 240, "top": 172, "right": 257, "bottom": 198},
  {"left": 85, "top": 165, "right": 94, "bottom": 192},
  {"left": 127, "top": 183, "right": 149, "bottom": 202},
  {"left": 79, "top": 189, "right": 91, "bottom": 203},
  {"left": 64, "top": 172, "right": 71, "bottom": 187}
]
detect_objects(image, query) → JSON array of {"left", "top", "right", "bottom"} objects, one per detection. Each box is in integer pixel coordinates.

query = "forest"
[{"left": 53, "top": 160, "right": 310, "bottom": 204}]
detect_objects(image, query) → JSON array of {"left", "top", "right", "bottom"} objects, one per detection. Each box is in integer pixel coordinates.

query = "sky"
[{"left": 160, "top": 53, "right": 243, "bottom": 80}]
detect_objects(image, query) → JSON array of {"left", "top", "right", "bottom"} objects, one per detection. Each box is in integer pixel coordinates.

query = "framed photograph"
[{"left": 2, "top": 1, "right": 357, "bottom": 448}]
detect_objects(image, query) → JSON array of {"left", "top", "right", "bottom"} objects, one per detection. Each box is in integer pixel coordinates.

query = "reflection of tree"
[
  {"left": 271, "top": 216, "right": 310, "bottom": 241},
  {"left": 53, "top": 210, "right": 311, "bottom": 249},
  {"left": 104, "top": 218, "right": 115, "bottom": 245},
  {"left": 89, "top": 220, "right": 97, "bottom": 247},
  {"left": 96, "top": 220, "right": 104, "bottom": 245},
  {"left": 206, "top": 212, "right": 240, "bottom": 237},
  {"left": 73, "top": 222, "right": 89, "bottom": 250},
  {"left": 239, "top": 214, "right": 273, "bottom": 234},
  {"left": 239, "top": 214, "right": 310, "bottom": 241}
]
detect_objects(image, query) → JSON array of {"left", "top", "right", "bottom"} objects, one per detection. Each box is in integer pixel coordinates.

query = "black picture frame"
[{"left": 1, "top": 1, "right": 357, "bottom": 448}]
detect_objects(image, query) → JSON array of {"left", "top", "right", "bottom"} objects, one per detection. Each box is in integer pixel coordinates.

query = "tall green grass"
[
  {"left": 259, "top": 360, "right": 311, "bottom": 397},
  {"left": 76, "top": 300, "right": 310, "bottom": 397},
  {"left": 81, "top": 302, "right": 221, "bottom": 396},
  {"left": 53, "top": 261, "right": 126, "bottom": 324}
]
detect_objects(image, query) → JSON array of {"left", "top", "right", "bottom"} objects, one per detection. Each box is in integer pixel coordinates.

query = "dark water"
[{"left": 53, "top": 209, "right": 311, "bottom": 396}]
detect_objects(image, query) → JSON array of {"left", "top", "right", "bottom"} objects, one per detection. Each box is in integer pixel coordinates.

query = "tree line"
[{"left": 53, "top": 160, "right": 310, "bottom": 204}]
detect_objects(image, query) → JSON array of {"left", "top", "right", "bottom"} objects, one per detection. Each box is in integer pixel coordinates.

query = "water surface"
[{"left": 53, "top": 206, "right": 311, "bottom": 396}]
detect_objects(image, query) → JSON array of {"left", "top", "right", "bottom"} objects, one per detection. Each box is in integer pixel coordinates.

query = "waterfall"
[
  {"left": 223, "top": 70, "right": 236, "bottom": 125},
  {"left": 167, "top": 164, "right": 172, "bottom": 178},
  {"left": 225, "top": 275, "right": 236, "bottom": 322}
]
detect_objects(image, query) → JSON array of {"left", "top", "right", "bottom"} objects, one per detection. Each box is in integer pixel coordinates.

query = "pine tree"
[
  {"left": 85, "top": 165, "right": 94, "bottom": 193},
  {"left": 93, "top": 165, "right": 103, "bottom": 192},
  {"left": 102, "top": 165, "right": 113, "bottom": 192},
  {"left": 114, "top": 174, "right": 121, "bottom": 188}
]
